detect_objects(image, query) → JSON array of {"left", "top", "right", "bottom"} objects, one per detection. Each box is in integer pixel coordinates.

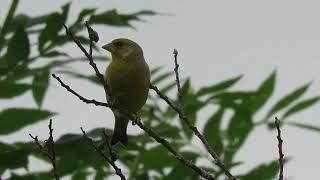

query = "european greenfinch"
[{"left": 102, "top": 38, "right": 150, "bottom": 146}]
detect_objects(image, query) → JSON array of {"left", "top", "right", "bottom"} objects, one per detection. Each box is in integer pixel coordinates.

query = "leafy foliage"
[{"left": 0, "top": 1, "right": 319, "bottom": 180}]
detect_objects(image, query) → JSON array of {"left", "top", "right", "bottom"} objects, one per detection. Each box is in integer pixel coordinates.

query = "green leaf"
[
  {"left": 248, "top": 71, "right": 276, "bottom": 114},
  {"left": 9, "top": 14, "right": 50, "bottom": 32},
  {"left": 159, "top": 81, "right": 176, "bottom": 94},
  {"left": 0, "top": 150, "right": 29, "bottom": 170},
  {"left": 69, "top": 8, "right": 96, "bottom": 33},
  {"left": 150, "top": 66, "right": 163, "bottom": 75},
  {"left": 9, "top": 171, "right": 52, "bottom": 180},
  {"left": 0, "top": 0, "right": 19, "bottom": 50},
  {"left": 57, "top": 70, "right": 100, "bottom": 85},
  {"left": 180, "top": 79, "right": 206, "bottom": 139},
  {"left": 94, "top": 168, "right": 109, "bottom": 180},
  {"left": 32, "top": 68, "right": 50, "bottom": 107},
  {"left": 154, "top": 123, "right": 181, "bottom": 139},
  {"left": 71, "top": 169, "right": 91, "bottom": 180},
  {"left": 38, "top": 13, "right": 64, "bottom": 53},
  {"left": 164, "top": 152, "right": 199, "bottom": 180},
  {"left": 239, "top": 159, "right": 279, "bottom": 180},
  {"left": 38, "top": 3, "right": 70, "bottom": 54},
  {"left": 266, "top": 82, "right": 310, "bottom": 118},
  {"left": 5, "top": 25, "right": 30, "bottom": 68},
  {"left": 90, "top": 9, "right": 157, "bottom": 28},
  {"left": 225, "top": 106, "right": 253, "bottom": 163},
  {"left": 288, "top": 122, "right": 320, "bottom": 133},
  {"left": 140, "top": 145, "right": 175, "bottom": 171},
  {"left": 0, "top": 108, "right": 56, "bottom": 135},
  {"left": 52, "top": 129, "right": 110, "bottom": 175},
  {"left": 282, "top": 96, "right": 320, "bottom": 119},
  {"left": 0, "top": 83, "right": 31, "bottom": 99},
  {"left": 203, "top": 108, "right": 224, "bottom": 156},
  {"left": 0, "top": 142, "right": 14, "bottom": 152},
  {"left": 151, "top": 71, "right": 174, "bottom": 85},
  {"left": 42, "top": 50, "right": 69, "bottom": 57},
  {"left": 209, "top": 91, "right": 254, "bottom": 109},
  {"left": 196, "top": 75, "right": 242, "bottom": 97}
]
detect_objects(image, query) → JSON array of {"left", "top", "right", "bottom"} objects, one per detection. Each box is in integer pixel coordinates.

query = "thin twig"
[
  {"left": 102, "top": 130, "right": 117, "bottom": 162},
  {"left": 134, "top": 120, "right": 215, "bottom": 180},
  {"left": 149, "top": 49, "right": 235, "bottom": 180},
  {"left": 173, "top": 49, "right": 182, "bottom": 103},
  {"left": 275, "top": 117, "right": 284, "bottom": 180},
  {"left": 80, "top": 128, "right": 126, "bottom": 180},
  {"left": 62, "top": 24, "right": 110, "bottom": 95},
  {"left": 52, "top": 74, "right": 111, "bottom": 108},
  {"left": 29, "top": 119, "right": 59, "bottom": 180}
]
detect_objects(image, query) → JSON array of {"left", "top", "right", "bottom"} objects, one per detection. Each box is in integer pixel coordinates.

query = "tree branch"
[
  {"left": 29, "top": 119, "right": 59, "bottom": 180},
  {"left": 80, "top": 128, "right": 126, "bottom": 180},
  {"left": 52, "top": 73, "right": 111, "bottom": 108},
  {"left": 275, "top": 117, "right": 284, "bottom": 180},
  {"left": 62, "top": 23, "right": 110, "bottom": 95},
  {"left": 149, "top": 49, "right": 235, "bottom": 180}
]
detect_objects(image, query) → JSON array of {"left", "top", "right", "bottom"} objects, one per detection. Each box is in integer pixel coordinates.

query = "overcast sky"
[{"left": 1, "top": 0, "right": 320, "bottom": 179}]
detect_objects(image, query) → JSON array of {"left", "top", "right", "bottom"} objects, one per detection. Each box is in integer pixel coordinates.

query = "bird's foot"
[{"left": 131, "top": 113, "right": 141, "bottom": 125}]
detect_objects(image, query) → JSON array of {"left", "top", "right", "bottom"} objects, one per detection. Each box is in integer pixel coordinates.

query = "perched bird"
[{"left": 102, "top": 38, "right": 150, "bottom": 146}]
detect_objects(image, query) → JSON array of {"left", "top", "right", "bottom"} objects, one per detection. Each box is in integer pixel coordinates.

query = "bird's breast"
[{"left": 106, "top": 61, "right": 150, "bottom": 113}]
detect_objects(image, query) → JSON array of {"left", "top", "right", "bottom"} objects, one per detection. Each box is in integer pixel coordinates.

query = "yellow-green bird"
[{"left": 102, "top": 38, "right": 150, "bottom": 146}]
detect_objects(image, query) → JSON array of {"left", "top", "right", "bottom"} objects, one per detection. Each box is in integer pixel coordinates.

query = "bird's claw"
[{"left": 131, "top": 114, "right": 141, "bottom": 125}]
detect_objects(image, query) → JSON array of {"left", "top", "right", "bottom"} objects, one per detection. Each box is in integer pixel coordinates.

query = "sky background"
[{"left": 1, "top": 0, "right": 320, "bottom": 179}]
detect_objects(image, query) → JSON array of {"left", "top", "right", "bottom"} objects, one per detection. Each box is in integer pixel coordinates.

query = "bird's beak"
[{"left": 102, "top": 43, "right": 115, "bottom": 53}]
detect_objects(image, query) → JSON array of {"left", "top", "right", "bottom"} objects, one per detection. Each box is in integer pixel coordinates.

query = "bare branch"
[
  {"left": 62, "top": 23, "right": 110, "bottom": 96},
  {"left": 134, "top": 119, "right": 215, "bottom": 179},
  {"left": 52, "top": 74, "right": 110, "bottom": 108},
  {"left": 29, "top": 119, "right": 59, "bottom": 180},
  {"left": 275, "top": 117, "right": 284, "bottom": 180},
  {"left": 149, "top": 49, "right": 235, "bottom": 180},
  {"left": 80, "top": 128, "right": 126, "bottom": 180}
]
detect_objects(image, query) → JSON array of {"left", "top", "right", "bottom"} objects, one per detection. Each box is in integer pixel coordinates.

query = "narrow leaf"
[
  {"left": 160, "top": 81, "right": 176, "bottom": 94},
  {"left": 0, "top": 108, "right": 56, "bottom": 135},
  {"left": 203, "top": 108, "right": 224, "bottom": 155},
  {"left": 90, "top": 9, "right": 157, "bottom": 28},
  {"left": 282, "top": 96, "right": 320, "bottom": 119},
  {"left": 150, "top": 66, "right": 163, "bottom": 75},
  {"left": 140, "top": 145, "right": 175, "bottom": 171},
  {"left": 69, "top": 8, "right": 96, "bottom": 33},
  {"left": 38, "top": 3, "right": 70, "bottom": 54},
  {"left": 57, "top": 70, "right": 99, "bottom": 85},
  {"left": 248, "top": 71, "right": 276, "bottom": 114},
  {"left": 266, "top": 82, "right": 310, "bottom": 118},
  {"left": 6, "top": 25, "right": 30, "bottom": 68},
  {"left": 240, "top": 159, "right": 280, "bottom": 180},
  {"left": 0, "top": 83, "right": 31, "bottom": 99},
  {"left": 38, "top": 12, "right": 65, "bottom": 53},
  {"left": 196, "top": 75, "right": 242, "bottom": 97},
  {"left": 225, "top": 106, "right": 253, "bottom": 163},
  {"left": 32, "top": 68, "right": 50, "bottom": 107},
  {"left": 151, "top": 71, "right": 174, "bottom": 85},
  {"left": 288, "top": 122, "right": 320, "bottom": 133},
  {"left": 0, "top": 150, "right": 29, "bottom": 170}
]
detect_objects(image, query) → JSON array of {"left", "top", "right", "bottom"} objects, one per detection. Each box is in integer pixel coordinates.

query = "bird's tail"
[{"left": 111, "top": 114, "right": 129, "bottom": 146}]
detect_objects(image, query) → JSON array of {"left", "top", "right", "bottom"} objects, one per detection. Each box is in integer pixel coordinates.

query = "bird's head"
[{"left": 102, "top": 38, "right": 144, "bottom": 62}]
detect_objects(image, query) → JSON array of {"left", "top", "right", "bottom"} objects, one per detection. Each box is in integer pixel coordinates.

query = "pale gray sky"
[{"left": 1, "top": 0, "right": 320, "bottom": 179}]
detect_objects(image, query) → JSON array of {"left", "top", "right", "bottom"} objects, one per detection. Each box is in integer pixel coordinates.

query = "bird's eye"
[{"left": 113, "top": 41, "right": 124, "bottom": 47}]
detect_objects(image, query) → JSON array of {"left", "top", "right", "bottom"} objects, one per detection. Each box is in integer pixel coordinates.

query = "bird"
[{"left": 102, "top": 38, "right": 150, "bottom": 146}]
